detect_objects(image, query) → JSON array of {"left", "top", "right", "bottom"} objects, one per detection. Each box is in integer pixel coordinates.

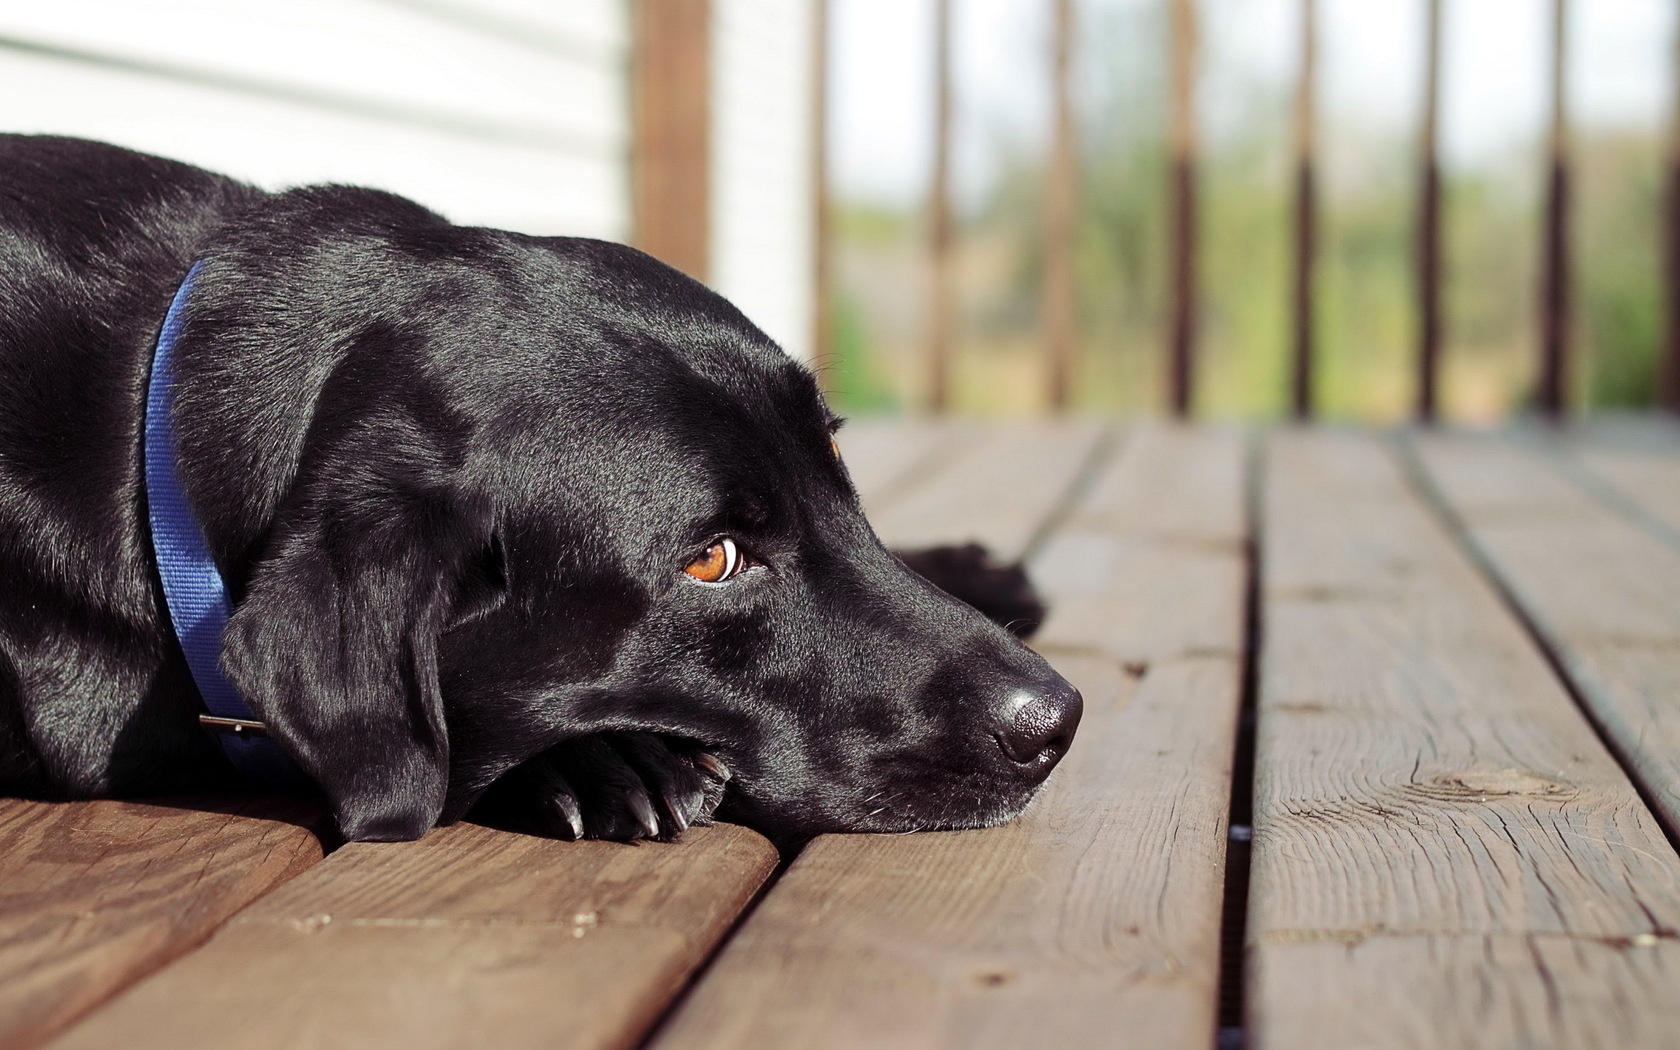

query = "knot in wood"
[{"left": 1414, "top": 769, "right": 1573, "bottom": 802}]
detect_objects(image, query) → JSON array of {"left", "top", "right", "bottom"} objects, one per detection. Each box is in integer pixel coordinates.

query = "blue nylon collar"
[{"left": 144, "top": 261, "right": 302, "bottom": 788}]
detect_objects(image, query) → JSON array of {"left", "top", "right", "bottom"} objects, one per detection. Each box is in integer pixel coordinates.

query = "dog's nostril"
[{"left": 995, "top": 679, "right": 1083, "bottom": 764}]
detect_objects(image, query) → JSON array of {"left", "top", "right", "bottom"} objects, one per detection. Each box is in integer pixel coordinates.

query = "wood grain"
[
  {"left": 651, "top": 423, "right": 1249, "bottom": 1049},
  {"left": 1413, "top": 432, "right": 1680, "bottom": 839},
  {"left": 1032, "top": 423, "right": 1246, "bottom": 666},
  {"left": 0, "top": 796, "right": 324, "bottom": 1050},
  {"left": 1251, "top": 430, "right": 1680, "bottom": 1049},
  {"left": 834, "top": 418, "right": 975, "bottom": 515},
  {"left": 862, "top": 420, "right": 1108, "bottom": 560},
  {"left": 1570, "top": 441, "right": 1680, "bottom": 540},
  {"left": 48, "top": 821, "right": 776, "bottom": 1050},
  {"left": 1257, "top": 935, "right": 1680, "bottom": 1050}
]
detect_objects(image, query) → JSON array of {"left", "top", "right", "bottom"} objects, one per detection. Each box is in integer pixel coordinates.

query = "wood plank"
[
  {"left": 1031, "top": 423, "right": 1246, "bottom": 667},
  {"left": 0, "top": 796, "right": 324, "bottom": 1050},
  {"left": 1412, "top": 432, "right": 1680, "bottom": 838},
  {"left": 1569, "top": 441, "right": 1680, "bottom": 541},
  {"left": 1250, "top": 430, "right": 1680, "bottom": 1049},
  {"left": 48, "top": 822, "right": 776, "bottom": 1050},
  {"left": 863, "top": 420, "right": 1108, "bottom": 561},
  {"left": 651, "top": 423, "right": 1249, "bottom": 1049},
  {"left": 834, "top": 418, "right": 973, "bottom": 515},
  {"left": 1259, "top": 935, "right": 1680, "bottom": 1049}
]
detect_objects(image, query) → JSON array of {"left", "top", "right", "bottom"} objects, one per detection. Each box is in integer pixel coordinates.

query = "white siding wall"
[
  {"left": 0, "top": 0, "right": 820, "bottom": 360},
  {"left": 0, "top": 0, "right": 630, "bottom": 237},
  {"left": 710, "top": 0, "right": 817, "bottom": 361}
]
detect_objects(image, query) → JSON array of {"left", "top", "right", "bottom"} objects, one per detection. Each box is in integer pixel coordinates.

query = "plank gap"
[
  {"left": 631, "top": 842, "right": 799, "bottom": 1050},
  {"left": 1018, "top": 424, "right": 1123, "bottom": 563},
  {"left": 1216, "top": 430, "right": 1260, "bottom": 1047},
  {"left": 1555, "top": 442, "right": 1680, "bottom": 557}
]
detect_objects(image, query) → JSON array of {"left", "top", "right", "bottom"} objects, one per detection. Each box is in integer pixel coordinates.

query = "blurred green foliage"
[{"left": 826, "top": 10, "right": 1666, "bottom": 419}]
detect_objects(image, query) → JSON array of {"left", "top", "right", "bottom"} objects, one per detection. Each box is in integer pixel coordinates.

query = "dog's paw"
[
  {"left": 894, "top": 543, "right": 1048, "bottom": 639},
  {"left": 479, "top": 733, "right": 729, "bottom": 842}
]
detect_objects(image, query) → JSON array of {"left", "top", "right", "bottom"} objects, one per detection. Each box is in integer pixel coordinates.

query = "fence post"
[
  {"left": 1417, "top": 0, "right": 1443, "bottom": 423},
  {"left": 926, "top": 0, "right": 954, "bottom": 414},
  {"left": 1045, "top": 0, "right": 1077, "bottom": 412},
  {"left": 1291, "top": 0, "right": 1318, "bottom": 420},
  {"left": 1538, "top": 0, "right": 1571, "bottom": 420},
  {"left": 630, "top": 0, "right": 711, "bottom": 280},
  {"left": 1168, "top": 0, "right": 1198, "bottom": 417}
]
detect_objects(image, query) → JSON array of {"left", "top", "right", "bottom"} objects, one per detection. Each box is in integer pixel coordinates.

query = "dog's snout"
[{"left": 995, "top": 677, "right": 1083, "bottom": 765}]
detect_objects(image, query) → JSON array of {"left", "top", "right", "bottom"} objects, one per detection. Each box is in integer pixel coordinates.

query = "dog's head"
[{"left": 196, "top": 198, "right": 1079, "bottom": 841}]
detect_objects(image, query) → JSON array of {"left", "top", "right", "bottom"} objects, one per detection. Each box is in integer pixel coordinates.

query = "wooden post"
[
  {"left": 1662, "top": 0, "right": 1680, "bottom": 413},
  {"left": 1538, "top": 0, "right": 1571, "bottom": 420},
  {"left": 1044, "top": 0, "right": 1077, "bottom": 412},
  {"left": 1417, "top": 0, "right": 1443, "bottom": 423},
  {"left": 1290, "top": 0, "right": 1318, "bottom": 420},
  {"left": 811, "top": 0, "right": 833, "bottom": 386},
  {"left": 925, "top": 0, "right": 955, "bottom": 414},
  {"left": 631, "top": 0, "right": 711, "bottom": 280},
  {"left": 1168, "top": 0, "right": 1198, "bottom": 418}
]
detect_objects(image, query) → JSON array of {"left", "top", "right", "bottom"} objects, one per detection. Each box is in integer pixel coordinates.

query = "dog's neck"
[{"left": 143, "top": 261, "right": 301, "bottom": 788}]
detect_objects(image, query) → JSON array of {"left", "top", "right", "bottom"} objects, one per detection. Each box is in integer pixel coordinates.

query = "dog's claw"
[
  {"left": 478, "top": 733, "right": 728, "bottom": 843},
  {"left": 628, "top": 790, "right": 661, "bottom": 840},
  {"left": 552, "top": 793, "right": 585, "bottom": 841},
  {"left": 666, "top": 794, "right": 692, "bottom": 835},
  {"left": 683, "top": 788, "right": 707, "bottom": 824},
  {"left": 694, "top": 752, "right": 730, "bottom": 782}
]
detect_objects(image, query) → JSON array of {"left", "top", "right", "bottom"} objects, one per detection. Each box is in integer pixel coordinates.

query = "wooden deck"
[{"left": 6, "top": 420, "right": 1680, "bottom": 1050}]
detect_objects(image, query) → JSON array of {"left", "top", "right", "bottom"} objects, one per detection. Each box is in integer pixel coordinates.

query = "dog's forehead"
[{"left": 499, "top": 239, "right": 834, "bottom": 433}]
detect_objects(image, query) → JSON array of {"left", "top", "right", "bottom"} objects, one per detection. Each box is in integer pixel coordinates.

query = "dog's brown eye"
[{"left": 685, "top": 537, "right": 744, "bottom": 584}]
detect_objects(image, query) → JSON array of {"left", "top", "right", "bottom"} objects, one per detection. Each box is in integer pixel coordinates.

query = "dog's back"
[{"left": 0, "top": 136, "right": 261, "bottom": 795}]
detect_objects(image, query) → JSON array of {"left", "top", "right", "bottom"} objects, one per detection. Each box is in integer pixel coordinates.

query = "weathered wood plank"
[
  {"left": 1413, "top": 432, "right": 1680, "bottom": 838},
  {"left": 834, "top": 418, "right": 974, "bottom": 515},
  {"left": 1260, "top": 935, "right": 1680, "bottom": 1049},
  {"left": 861, "top": 420, "right": 1108, "bottom": 561},
  {"left": 1570, "top": 441, "right": 1680, "bottom": 541},
  {"left": 1251, "top": 430, "right": 1680, "bottom": 1049},
  {"left": 0, "top": 796, "right": 324, "bottom": 1050},
  {"left": 48, "top": 822, "right": 776, "bottom": 1050},
  {"left": 651, "top": 423, "right": 1248, "bottom": 1049},
  {"left": 1031, "top": 423, "right": 1246, "bottom": 667}
]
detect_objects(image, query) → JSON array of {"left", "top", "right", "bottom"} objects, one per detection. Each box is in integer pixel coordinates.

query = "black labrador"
[{"left": 0, "top": 135, "right": 1081, "bottom": 844}]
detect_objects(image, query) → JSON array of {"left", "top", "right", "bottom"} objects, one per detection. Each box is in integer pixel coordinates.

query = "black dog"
[{"left": 0, "top": 135, "right": 1081, "bottom": 844}]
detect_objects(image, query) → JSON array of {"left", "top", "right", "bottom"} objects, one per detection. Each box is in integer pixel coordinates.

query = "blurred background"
[{"left": 4, "top": 0, "right": 1677, "bottom": 422}]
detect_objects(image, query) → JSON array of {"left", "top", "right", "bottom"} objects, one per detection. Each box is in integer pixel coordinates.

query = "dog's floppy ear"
[{"left": 222, "top": 495, "right": 477, "bottom": 842}]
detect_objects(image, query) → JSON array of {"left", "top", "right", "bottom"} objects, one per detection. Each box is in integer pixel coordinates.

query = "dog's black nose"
[{"left": 995, "top": 676, "right": 1083, "bottom": 765}]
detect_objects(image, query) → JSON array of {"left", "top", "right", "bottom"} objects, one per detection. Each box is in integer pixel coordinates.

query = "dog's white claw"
[
  {"left": 694, "top": 752, "right": 730, "bottom": 782},
  {"left": 550, "top": 792, "right": 585, "bottom": 841},
  {"left": 629, "top": 792, "right": 661, "bottom": 839},
  {"left": 666, "top": 795, "right": 692, "bottom": 835},
  {"left": 683, "top": 789, "right": 707, "bottom": 823}
]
